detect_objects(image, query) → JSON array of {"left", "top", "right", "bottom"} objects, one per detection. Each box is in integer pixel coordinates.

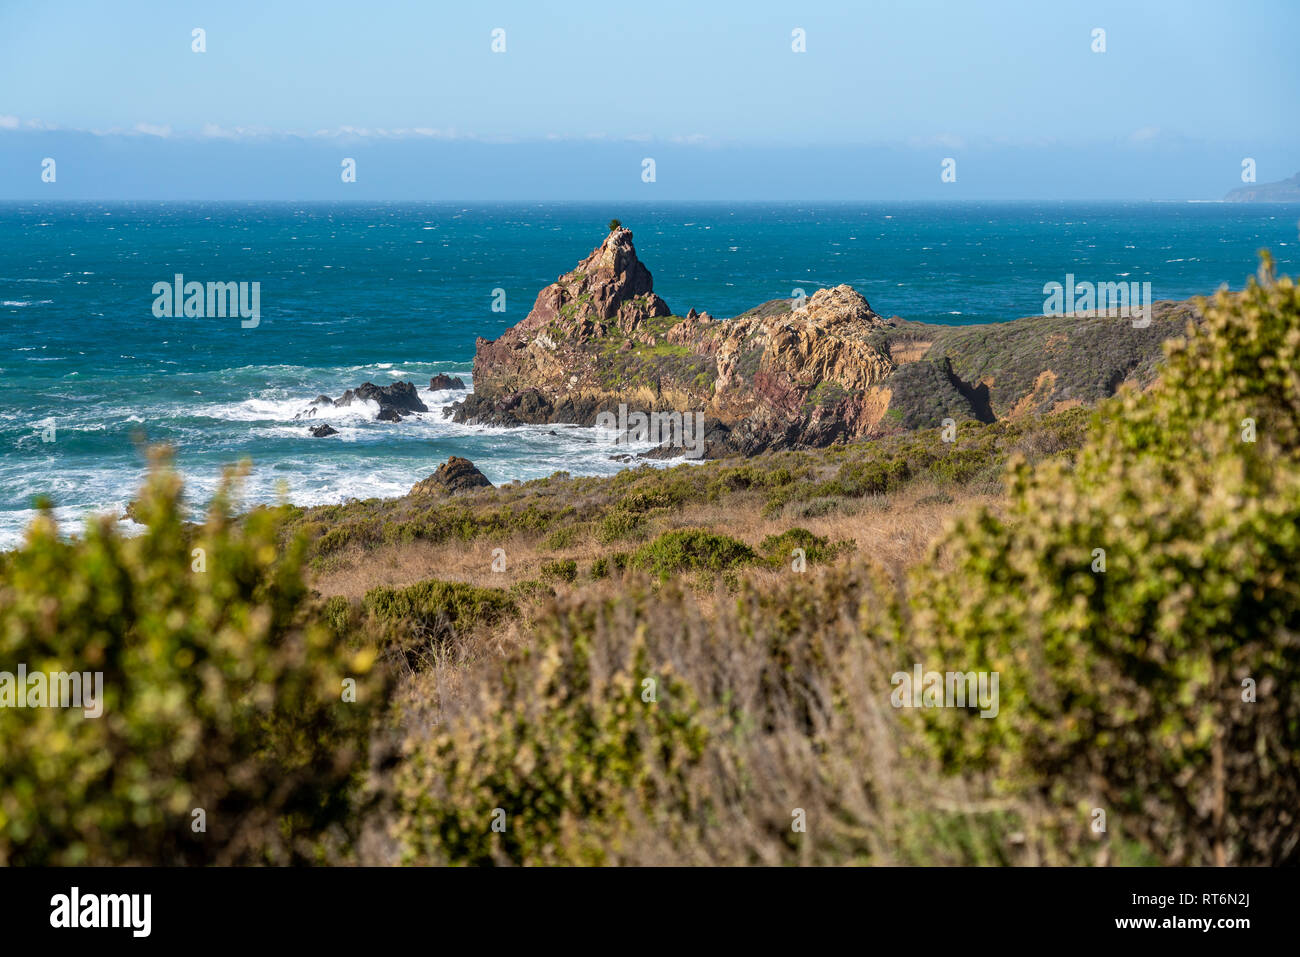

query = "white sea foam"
[
  {"left": 0, "top": 364, "right": 658, "bottom": 552},
  {"left": 197, "top": 395, "right": 384, "bottom": 424}
]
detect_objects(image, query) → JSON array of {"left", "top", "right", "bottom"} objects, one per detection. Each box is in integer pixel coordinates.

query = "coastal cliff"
[{"left": 453, "top": 226, "right": 1197, "bottom": 456}]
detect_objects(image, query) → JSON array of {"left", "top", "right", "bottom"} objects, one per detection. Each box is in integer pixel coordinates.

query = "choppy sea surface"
[{"left": 2, "top": 200, "right": 1297, "bottom": 548}]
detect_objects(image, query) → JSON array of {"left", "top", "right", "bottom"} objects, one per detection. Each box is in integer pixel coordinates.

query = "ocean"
[{"left": 2, "top": 200, "right": 1297, "bottom": 548}]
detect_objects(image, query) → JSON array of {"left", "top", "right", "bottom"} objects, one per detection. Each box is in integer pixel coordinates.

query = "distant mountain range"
[
  {"left": 3, "top": 127, "right": 1297, "bottom": 201},
  {"left": 1224, "top": 172, "right": 1300, "bottom": 202}
]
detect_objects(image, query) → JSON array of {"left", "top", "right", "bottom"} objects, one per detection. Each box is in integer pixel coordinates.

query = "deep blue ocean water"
[{"left": 2, "top": 200, "right": 1298, "bottom": 548}]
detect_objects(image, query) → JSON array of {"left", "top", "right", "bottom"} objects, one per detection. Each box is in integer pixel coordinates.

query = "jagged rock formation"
[
  {"left": 308, "top": 423, "right": 339, "bottom": 438},
  {"left": 451, "top": 226, "right": 1197, "bottom": 458},
  {"left": 296, "top": 381, "right": 429, "bottom": 423},
  {"left": 336, "top": 381, "right": 427, "bottom": 417},
  {"left": 410, "top": 456, "right": 493, "bottom": 496},
  {"left": 453, "top": 228, "right": 901, "bottom": 453},
  {"left": 461, "top": 226, "right": 671, "bottom": 405},
  {"left": 428, "top": 374, "right": 467, "bottom": 391}
]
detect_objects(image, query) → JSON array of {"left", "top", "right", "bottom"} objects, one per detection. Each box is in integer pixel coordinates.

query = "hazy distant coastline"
[{"left": 1224, "top": 171, "right": 1300, "bottom": 202}]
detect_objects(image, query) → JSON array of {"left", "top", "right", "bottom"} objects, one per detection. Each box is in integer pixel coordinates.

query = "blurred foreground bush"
[
  {"left": 912, "top": 261, "right": 1300, "bottom": 865},
  {"left": 394, "top": 566, "right": 1038, "bottom": 865},
  {"left": 0, "top": 455, "right": 384, "bottom": 864}
]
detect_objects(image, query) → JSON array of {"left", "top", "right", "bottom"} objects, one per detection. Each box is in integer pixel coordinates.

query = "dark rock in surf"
[
  {"left": 428, "top": 374, "right": 467, "bottom": 391},
  {"left": 335, "top": 381, "right": 428, "bottom": 418},
  {"left": 409, "top": 456, "right": 493, "bottom": 496}
]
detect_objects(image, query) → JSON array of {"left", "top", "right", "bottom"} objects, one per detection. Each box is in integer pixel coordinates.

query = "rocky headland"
[{"left": 451, "top": 226, "right": 1199, "bottom": 458}]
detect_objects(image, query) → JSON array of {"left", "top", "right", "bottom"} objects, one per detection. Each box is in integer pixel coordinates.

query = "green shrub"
[
  {"left": 315, "top": 523, "right": 365, "bottom": 555},
  {"left": 619, "top": 485, "right": 686, "bottom": 513},
  {"left": 540, "top": 558, "right": 578, "bottom": 584},
  {"left": 628, "top": 529, "right": 756, "bottom": 579},
  {"left": 759, "top": 527, "right": 849, "bottom": 566},
  {"left": 710, "top": 465, "right": 795, "bottom": 495},
  {"left": 596, "top": 509, "right": 646, "bottom": 544},
  {"left": 0, "top": 456, "right": 384, "bottom": 865},
  {"left": 837, "top": 457, "right": 912, "bottom": 496},
  {"left": 394, "top": 602, "right": 709, "bottom": 865},
  {"left": 926, "top": 446, "right": 999, "bottom": 485},
  {"left": 910, "top": 264, "right": 1300, "bottom": 865},
  {"left": 543, "top": 525, "right": 581, "bottom": 551},
  {"left": 509, "top": 579, "right": 555, "bottom": 602},
  {"left": 321, "top": 593, "right": 359, "bottom": 639},
  {"left": 363, "top": 578, "right": 516, "bottom": 668}
]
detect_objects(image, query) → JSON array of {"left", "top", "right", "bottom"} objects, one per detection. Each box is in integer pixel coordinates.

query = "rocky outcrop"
[
  {"left": 461, "top": 226, "right": 672, "bottom": 406},
  {"left": 410, "top": 456, "right": 493, "bottom": 496},
  {"left": 451, "top": 226, "right": 1194, "bottom": 458},
  {"left": 336, "top": 381, "right": 427, "bottom": 418},
  {"left": 428, "top": 374, "right": 467, "bottom": 391},
  {"left": 294, "top": 381, "right": 428, "bottom": 423},
  {"left": 452, "top": 227, "right": 899, "bottom": 455},
  {"left": 308, "top": 423, "right": 339, "bottom": 437}
]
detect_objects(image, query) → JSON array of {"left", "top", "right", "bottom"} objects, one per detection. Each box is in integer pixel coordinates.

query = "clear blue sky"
[{"left": 1, "top": 0, "right": 1296, "bottom": 198}]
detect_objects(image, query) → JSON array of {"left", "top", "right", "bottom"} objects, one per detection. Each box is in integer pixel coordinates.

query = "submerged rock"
[
  {"left": 294, "top": 395, "right": 338, "bottom": 420},
  {"left": 309, "top": 423, "right": 339, "bottom": 437}
]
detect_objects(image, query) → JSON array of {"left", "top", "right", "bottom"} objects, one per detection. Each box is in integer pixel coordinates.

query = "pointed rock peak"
[
  {"left": 565, "top": 225, "right": 655, "bottom": 301},
  {"left": 589, "top": 225, "right": 639, "bottom": 269},
  {"left": 799, "top": 284, "right": 884, "bottom": 327},
  {"left": 525, "top": 224, "right": 671, "bottom": 332}
]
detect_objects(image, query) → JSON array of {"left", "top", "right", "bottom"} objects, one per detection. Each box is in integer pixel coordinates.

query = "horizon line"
[{"left": 1, "top": 197, "right": 1276, "bottom": 205}]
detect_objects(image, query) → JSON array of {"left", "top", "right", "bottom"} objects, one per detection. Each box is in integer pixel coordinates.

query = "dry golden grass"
[
  {"left": 311, "top": 477, "right": 998, "bottom": 778},
  {"left": 309, "top": 481, "right": 997, "bottom": 600},
  {"left": 889, "top": 339, "right": 933, "bottom": 364}
]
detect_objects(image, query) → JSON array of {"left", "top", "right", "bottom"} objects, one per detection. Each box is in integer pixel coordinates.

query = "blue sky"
[{"left": 1, "top": 0, "right": 1297, "bottom": 198}]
